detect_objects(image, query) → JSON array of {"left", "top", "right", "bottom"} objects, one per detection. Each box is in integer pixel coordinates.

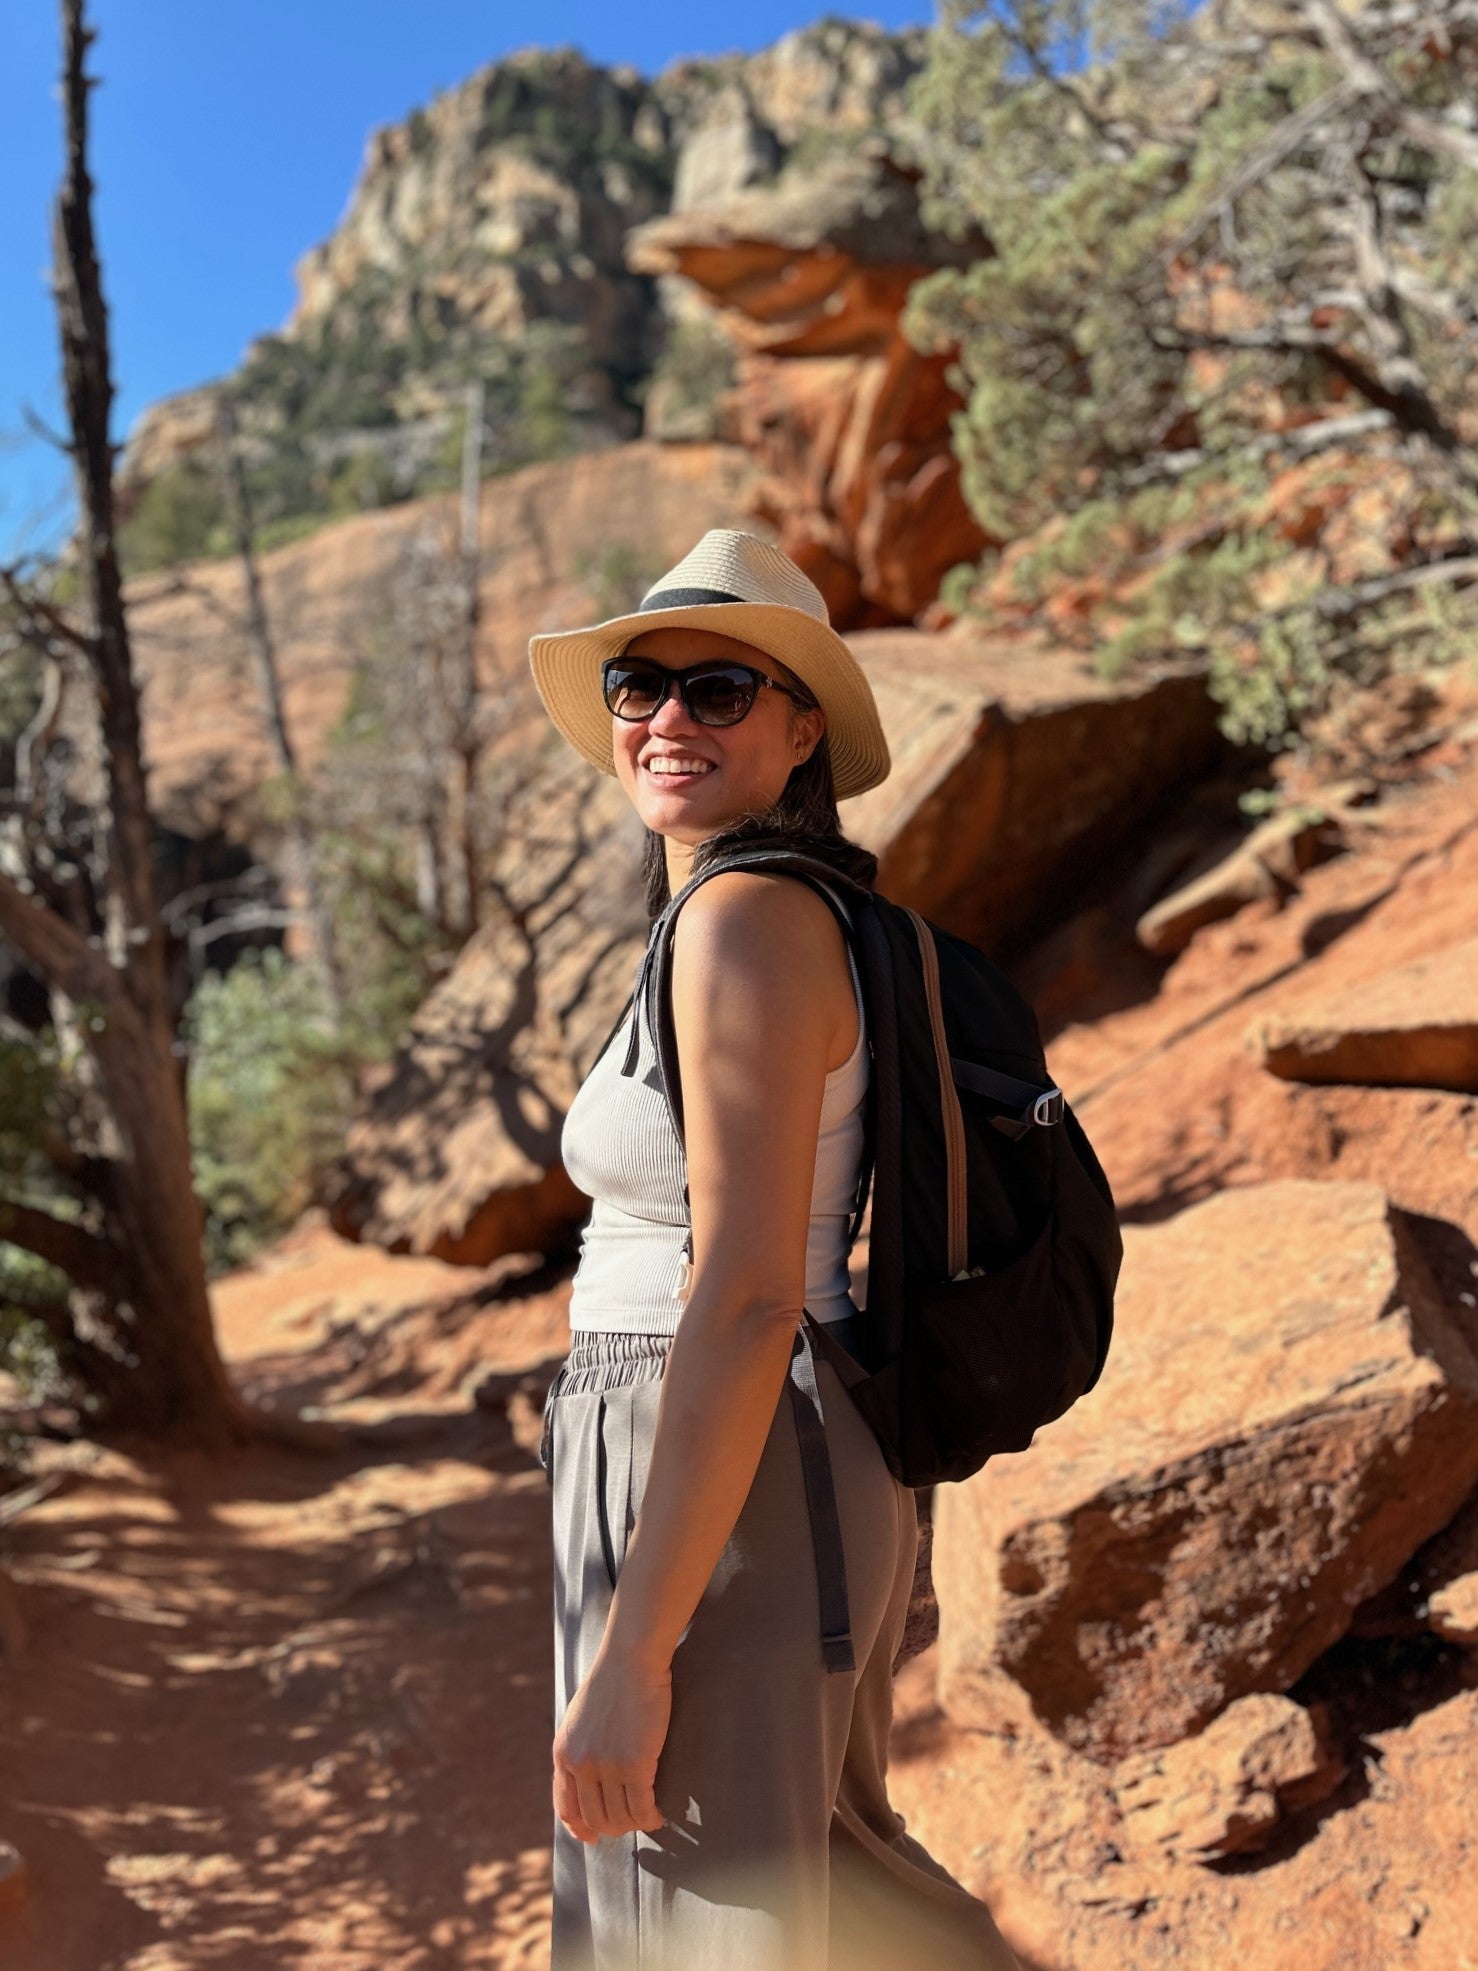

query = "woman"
[{"left": 528, "top": 530, "right": 1021, "bottom": 1971}]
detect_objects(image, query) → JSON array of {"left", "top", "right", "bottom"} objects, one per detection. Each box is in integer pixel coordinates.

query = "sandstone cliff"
[{"left": 118, "top": 21, "right": 930, "bottom": 554}]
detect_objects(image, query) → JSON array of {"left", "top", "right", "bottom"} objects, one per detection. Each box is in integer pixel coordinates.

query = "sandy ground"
[
  {"left": 0, "top": 1223, "right": 990, "bottom": 1971},
  {"left": 1, "top": 1232, "right": 575, "bottom": 1970}
]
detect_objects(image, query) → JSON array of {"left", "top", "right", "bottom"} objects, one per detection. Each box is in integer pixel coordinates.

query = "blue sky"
[{"left": 1, "top": 1, "right": 932, "bottom": 565}]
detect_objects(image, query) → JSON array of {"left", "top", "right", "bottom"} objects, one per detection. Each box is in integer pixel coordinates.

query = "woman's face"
[{"left": 608, "top": 625, "right": 826, "bottom": 845}]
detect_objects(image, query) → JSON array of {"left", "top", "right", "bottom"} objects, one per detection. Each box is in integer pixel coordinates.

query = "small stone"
[{"left": 1427, "top": 1571, "right": 1478, "bottom": 1644}]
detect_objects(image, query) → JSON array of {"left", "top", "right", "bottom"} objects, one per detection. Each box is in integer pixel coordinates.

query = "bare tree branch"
[
  {"left": 1165, "top": 81, "right": 1361, "bottom": 257},
  {"left": 1299, "top": 0, "right": 1478, "bottom": 169},
  {"left": 1157, "top": 321, "right": 1474, "bottom": 467},
  {"left": 0, "top": 1196, "right": 115, "bottom": 1293},
  {"left": 0, "top": 563, "right": 96, "bottom": 659},
  {"left": 0, "top": 864, "right": 114, "bottom": 1000}
]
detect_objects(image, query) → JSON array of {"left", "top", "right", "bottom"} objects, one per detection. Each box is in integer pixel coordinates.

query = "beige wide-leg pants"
[{"left": 541, "top": 1325, "right": 1021, "bottom": 1971}]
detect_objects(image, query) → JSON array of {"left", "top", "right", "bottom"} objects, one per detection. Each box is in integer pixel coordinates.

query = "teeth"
[{"left": 646, "top": 758, "right": 713, "bottom": 774}]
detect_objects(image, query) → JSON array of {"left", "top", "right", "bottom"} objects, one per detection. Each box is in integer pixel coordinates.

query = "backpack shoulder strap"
[{"left": 625, "top": 849, "right": 869, "bottom": 1143}]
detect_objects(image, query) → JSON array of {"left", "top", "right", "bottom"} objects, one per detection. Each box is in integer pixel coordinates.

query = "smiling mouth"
[{"left": 642, "top": 758, "right": 717, "bottom": 783}]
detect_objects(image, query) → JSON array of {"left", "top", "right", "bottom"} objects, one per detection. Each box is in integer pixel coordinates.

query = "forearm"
[{"left": 596, "top": 1295, "right": 800, "bottom": 1673}]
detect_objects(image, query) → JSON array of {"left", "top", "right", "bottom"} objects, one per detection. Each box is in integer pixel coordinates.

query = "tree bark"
[{"left": 0, "top": 0, "right": 252, "bottom": 1446}]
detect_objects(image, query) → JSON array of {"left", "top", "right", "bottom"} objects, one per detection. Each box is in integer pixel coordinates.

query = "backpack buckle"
[{"left": 1033, "top": 1086, "right": 1064, "bottom": 1126}]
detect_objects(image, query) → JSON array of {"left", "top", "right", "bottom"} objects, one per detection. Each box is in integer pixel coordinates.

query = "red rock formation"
[
  {"left": 629, "top": 150, "right": 993, "bottom": 626},
  {"left": 1249, "top": 934, "right": 1478, "bottom": 1093},
  {"left": 932, "top": 1179, "right": 1478, "bottom": 1764}
]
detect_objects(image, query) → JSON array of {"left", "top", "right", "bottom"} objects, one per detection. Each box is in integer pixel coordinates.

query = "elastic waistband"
[
  {"left": 557, "top": 1312, "right": 869, "bottom": 1400},
  {"left": 559, "top": 1327, "right": 673, "bottom": 1396}
]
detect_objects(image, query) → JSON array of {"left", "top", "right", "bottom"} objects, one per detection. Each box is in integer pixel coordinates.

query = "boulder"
[
  {"left": 1112, "top": 1693, "right": 1347, "bottom": 1860},
  {"left": 1248, "top": 934, "right": 1478, "bottom": 1093},
  {"left": 1135, "top": 793, "right": 1362, "bottom": 956},
  {"left": 845, "top": 630, "right": 1222, "bottom": 952},
  {"left": 932, "top": 1179, "right": 1478, "bottom": 1763}
]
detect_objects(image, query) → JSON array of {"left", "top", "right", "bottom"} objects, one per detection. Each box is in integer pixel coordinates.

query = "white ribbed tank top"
[{"left": 560, "top": 882, "right": 868, "bottom": 1335}]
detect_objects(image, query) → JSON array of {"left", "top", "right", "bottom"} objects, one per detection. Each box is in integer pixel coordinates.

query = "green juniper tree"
[{"left": 905, "top": 0, "right": 1478, "bottom": 758}]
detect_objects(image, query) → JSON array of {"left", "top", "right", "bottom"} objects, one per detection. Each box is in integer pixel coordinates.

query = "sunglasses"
[{"left": 601, "top": 654, "right": 816, "bottom": 728}]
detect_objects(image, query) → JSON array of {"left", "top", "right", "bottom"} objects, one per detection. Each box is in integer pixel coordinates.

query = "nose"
[{"left": 645, "top": 678, "right": 700, "bottom": 736}]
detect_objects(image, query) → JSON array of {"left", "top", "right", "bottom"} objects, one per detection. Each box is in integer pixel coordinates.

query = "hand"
[{"left": 553, "top": 1645, "right": 672, "bottom": 1846}]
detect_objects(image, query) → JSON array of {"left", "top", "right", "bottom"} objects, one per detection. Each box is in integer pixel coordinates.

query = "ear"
[{"left": 794, "top": 704, "right": 825, "bottom": 762}]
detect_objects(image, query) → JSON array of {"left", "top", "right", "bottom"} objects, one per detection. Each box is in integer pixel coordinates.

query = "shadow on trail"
[{"left": 0, "top": 1330, "right": 561, "bottom": 1968}]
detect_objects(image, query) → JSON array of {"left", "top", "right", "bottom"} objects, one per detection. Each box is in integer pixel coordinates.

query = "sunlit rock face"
[
  {"left": 629, "top": 149, "right": 995, "bottom": 630},
  {"left": 118, "top": 23, "right": 932, "bottom": 522}
]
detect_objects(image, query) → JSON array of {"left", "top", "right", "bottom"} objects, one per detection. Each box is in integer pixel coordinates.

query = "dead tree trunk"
[
  {"left": 452, "top": 378, "right": 486, "bottom": 933},
  {"left": 0, "top": 0, "right": 251, "bottom": 1444},
  {"left": 214, "top": 394, "right": 347, "bottom": 1027}
]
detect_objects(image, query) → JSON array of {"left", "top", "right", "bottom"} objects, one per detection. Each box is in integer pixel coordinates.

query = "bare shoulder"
[{"left": 671, "top": 869, "right": 842, "bottom": 990}]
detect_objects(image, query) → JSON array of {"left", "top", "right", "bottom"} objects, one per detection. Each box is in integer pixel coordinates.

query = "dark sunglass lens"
[
  {"left": 685, "top": 666, "right": 757, "bottom": 725},
  {"left": 604, "top": 662, "right": 665, "bottom": 719}
]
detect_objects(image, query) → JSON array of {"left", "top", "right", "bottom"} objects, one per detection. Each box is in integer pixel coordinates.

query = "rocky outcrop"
[
  {"left": 1248, "top": 934, "right": 1478, "bottom": 1093},
  {"left": 931, "top": 1179, "right": 1478, "bottom": 1763},
  {"left": 1111, "top": 1693, "right": 1347, "bottom": 1860},
  {"left": 845, "top": 631, "right": 1222, "bottom": 952},
  {"left": 661, "top": 19, "right": 928, "bottom": 155},
  {"left": 629, "top": 150, "right": 992, "bottom": 626},
  {"left": 118, "top": 23, "right": 930, "bottom": 538}
]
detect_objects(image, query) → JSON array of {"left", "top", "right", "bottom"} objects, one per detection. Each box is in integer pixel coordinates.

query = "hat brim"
[{"left": 528, "top": 600, "right": 891, "bottom": 802}]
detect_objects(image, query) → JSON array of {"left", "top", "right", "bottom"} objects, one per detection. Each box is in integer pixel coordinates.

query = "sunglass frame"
[{"left": 601, "top": 654, "right": 816, "bottom": 727}]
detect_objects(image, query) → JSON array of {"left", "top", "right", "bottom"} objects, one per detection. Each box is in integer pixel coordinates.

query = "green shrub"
[
  {"left": 184, "top": 947, "right": 359, "bottom": 1274},
  {"left": 645, "top": 316, "right": 737, "bottom": 425},
  {"left": 118, "top": 458, "right": 228, "bottom": 574}
]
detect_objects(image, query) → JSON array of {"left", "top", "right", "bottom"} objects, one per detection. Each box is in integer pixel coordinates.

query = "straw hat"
[{"left": 527, "top": 529, "right": 891, "bottom": 800}]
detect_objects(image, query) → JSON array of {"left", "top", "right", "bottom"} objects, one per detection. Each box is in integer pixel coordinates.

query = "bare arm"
[{"left": 600, "top": 869, "right": 845, "bottom": 1669}]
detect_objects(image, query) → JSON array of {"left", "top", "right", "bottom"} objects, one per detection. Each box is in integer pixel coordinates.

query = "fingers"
[
  {"left": 553, "top": 1762, "right": 598, "bottom": 1847},
  {"left": 577, "top": 1772, "right": 620, "bottom": 1840},
  {"left": 622, "top": 1778, "right": 665, "bottom": 1834},
  {"left": 554, "top": 1758, "right": 665, "bottom": 1843}
]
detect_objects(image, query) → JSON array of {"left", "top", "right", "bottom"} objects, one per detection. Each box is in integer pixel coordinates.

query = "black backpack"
[{"left": 594, "top": 843, "right": 1122, "bottom": 1671}]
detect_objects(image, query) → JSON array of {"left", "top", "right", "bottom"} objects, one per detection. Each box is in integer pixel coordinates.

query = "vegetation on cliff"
[{"left": 904, "top": 0, "right": 1478, "bottom": 763}]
